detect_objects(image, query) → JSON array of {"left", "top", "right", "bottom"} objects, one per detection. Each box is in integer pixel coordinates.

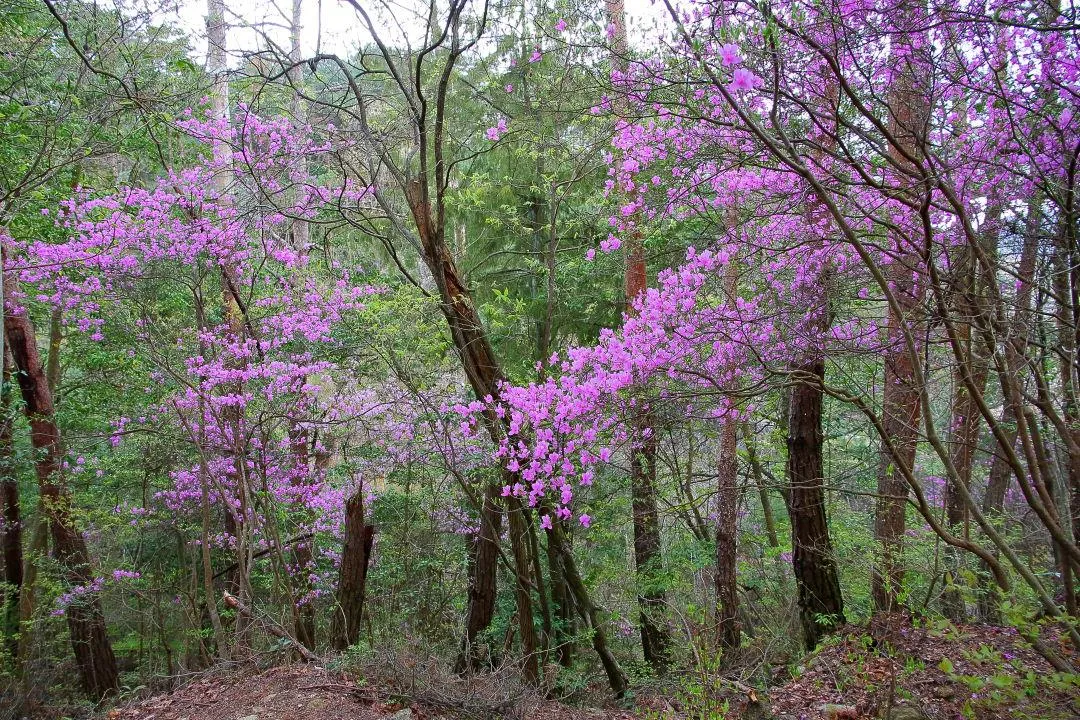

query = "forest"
[{"left": 0, "top": 0, "right": 1077, "bottom": 718}]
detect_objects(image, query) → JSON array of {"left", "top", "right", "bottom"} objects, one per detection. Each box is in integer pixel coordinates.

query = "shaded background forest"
[{"left": 0, "top": 0, "right": 1078, "bottom": 717}]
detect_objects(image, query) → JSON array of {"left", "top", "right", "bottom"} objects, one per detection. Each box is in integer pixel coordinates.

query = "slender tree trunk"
[
  {"left": 196, "top": 445, "right": 225, "bottom": 657},
  {"left": 405, "top": 181, "right": 510, "bottom": 659},
  {"left": 526, "top": 508, "right": 552, "bottom": 662},
  {"left": 545, "top": 525, "right": 574, "bottom": 667},
  {"left": 872, "top": 261, "right": 923, "bottom": 612},
  {"left": 207, "top": 0, "right": 239, "bottom": 590},
  {"left": 742, "top": 423, "right": 780, "bottom": 548},
  {"left": 206, "top": 0, "right": 255, "bottom": 639},
  {"left": 982, "top": 402, "right": 1022, "bottom": 516},
  {"left": 785, "top": 59, "right": 845, "bottom": 648},
  {"left": 403, "top": 174, "right": 630, "bottom": 690},
  {"left": 281, "top": 4, "right": 320, "bottom": 647},
  {"left": 387, "top": 4, "right": 627, "bottom": 682},
  {"left": 16, "top": 517, "right": 46, "bottom": 675},
  {"left": 715, "top": 261, "right": 740, "bottom": 651},
  {"left": 1026, "top": 408, "right": 1077, "bottom": 614},
  {"left": 288, "top": 424, "right": 316, "bottom": 650},
  {"left": 873, "top": 4, "right": 929, "bottom": 613},
  {"left": 507, "top": 497, "right": 540, "bottom": 684},
  {"left": 332, "top": 484, "right": 374, "bottom": 650},
  {"left": 287, "top": 0, "right": 311, "bottom": 256},
  {"left": 942, "top": 242, "right": 989, "bottom": 623},
  {"left": 1052, "top": 224, "right": 1080, "bottom": 553},
  {"left": 979, "top": 202, "right": 1050, "bottom": 623},
  {"left": 4, "top": 295, "right": 118, "bottom": 698}
]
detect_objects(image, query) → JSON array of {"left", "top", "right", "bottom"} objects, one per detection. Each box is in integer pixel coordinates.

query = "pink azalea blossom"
[
  {"left": 719, "top": 43, "right": 741, "bottom": 66},
  {"left": 728, "top": 67, "right": 761, "bottom": 93},
  {"left": 485, "top": 116, "right": 508, "bottom": 142}
]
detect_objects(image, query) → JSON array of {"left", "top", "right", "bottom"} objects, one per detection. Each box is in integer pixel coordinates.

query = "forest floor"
[
  {"left": 101, "top": 618, "right": 1079, "bottom": 720},
  {"left": 103, "top": 662, "right": 638, "bottom": 720},
  {"left": 763, "top": 616, "right": 1080, "bottom": 720}
]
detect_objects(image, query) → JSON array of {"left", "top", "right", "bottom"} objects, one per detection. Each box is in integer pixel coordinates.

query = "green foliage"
[{"left": 644, "top": 639, "right": 733, "bottom": 720}]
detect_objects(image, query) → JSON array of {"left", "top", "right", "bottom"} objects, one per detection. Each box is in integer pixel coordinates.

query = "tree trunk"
[
  {"left": 742, "top": 423, "right": 780, "bottom": 548},
  {"left": 455, "top": 481, "right": 501, "bottom": 671},
  {"left": 978, "top": 201, "right": 1042, "bottom": 621},
  {"left": 548, "top": 520, "right": 628, "bottom": 697},
  {"left": 526, "top": 507, "right": 552, "bottom": 662},
  {"left": 405, "top": 182, "right": 511, "bottom": 659},
  {"left": 1026, "top": 408, "right": 1077, "bottom": 614},
  {"left": 715, "top": 255, "right": 741, "bottom": 651},
  {"left": 1050, "top": 221, "right": 1080, "bottom": 547},
  {"left": 388, "top": 1, "right": 627, "bottom": 680},
  {"left": 630, "top": 426, "right": 670, "bottom": 670},
  {"left": 16, "top": 517, "right": 46, "bottom": 675},
  {"left": 545, "top": 524, "right": 574, "bottom": 667},
  {"left": 288, "top": 424, "right": 316, "bottom": 650},
  {"left": 507, "top": 497, "right": 540, "bottom": 684},
  {"left": 285, "top": 4, "right": 317, "bottom": 649},
  {"left": 982, "top": 402, "right": 1021, "bottom": 516},
  {"left": 4, "top": 298, "right": 118, "bottom": 698},
  {"left": 787, "top": 359, "right": 846, "bottom": 649},
  {"left": 205, "top": 0, "right": 255, "bottom": 641},
  {"left": 332, "top": 485, "right": 374, "bottom": 650},
  {"left": 873, "top": 3, "right": 928, "bottom": 614},
  {"left": 872, "top": 259, "right": 923, "bottom": 612},
  {"left": 602, "top": 0, "right": 670, "bottom": 674},
  {"left": 403, "top": 178, "right": 630, "bottom": 689},
  {"left": 941, "top": 243, "right": 989, "bottom": 622},
  {"left": 715, "top": 415, "right": 740, "bottom": 650}
]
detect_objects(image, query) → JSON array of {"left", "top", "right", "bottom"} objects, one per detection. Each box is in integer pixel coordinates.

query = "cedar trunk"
[{"left": 787, "top": 359, "right": 845, "bottom": 650}]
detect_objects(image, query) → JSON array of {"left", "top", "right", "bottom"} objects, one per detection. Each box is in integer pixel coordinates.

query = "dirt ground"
[{"left": 104, "top": 663, "right": 638, "bottom": 720}]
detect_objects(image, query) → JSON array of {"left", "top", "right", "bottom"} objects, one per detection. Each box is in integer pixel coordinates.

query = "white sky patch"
[{"left": 133, "top": 0, "right": 671, "bottom": 65}]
